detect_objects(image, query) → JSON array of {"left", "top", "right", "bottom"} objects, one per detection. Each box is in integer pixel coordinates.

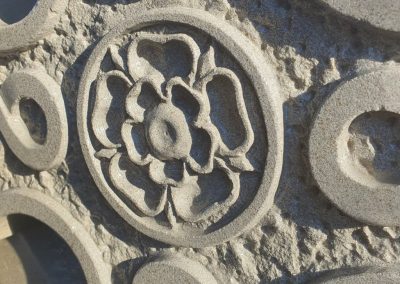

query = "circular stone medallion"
[
  {"left": 309, "top": 67, "right": 400, "bottom": 226},
  {"left": 78, "top": 8, "right": 283, "bottom": 247}
]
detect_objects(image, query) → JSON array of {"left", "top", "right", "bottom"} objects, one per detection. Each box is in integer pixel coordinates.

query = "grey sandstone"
[
  {"left": 0, "top": 0, "right": 67, "bottom": 54},
  {"left": 0, "top": 0, "right": 400, "bottom": 283}
]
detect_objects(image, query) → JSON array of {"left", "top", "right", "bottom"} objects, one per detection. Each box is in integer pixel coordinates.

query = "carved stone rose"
[
  {"left": 93, "top": 33, "right": 255, "bottom": 223},
  {"left": 78, "top": 9, "right": 283, "bottom": 247}
]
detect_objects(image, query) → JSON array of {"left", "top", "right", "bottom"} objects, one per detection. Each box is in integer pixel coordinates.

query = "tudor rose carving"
[
  {"left": 78, "top": 8, "right": 283, "bottom": 247},
  {"left": 94, "top": 33, "right": 254, "bottom": 222}
]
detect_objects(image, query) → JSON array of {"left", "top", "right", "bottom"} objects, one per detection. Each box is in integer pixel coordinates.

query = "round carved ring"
[
  {"left": 309, "top": 67, "right": 400, "bottom": 226},
  {"left": 78, "top": 8, "right": 283, "bottom": 247},
  {"left": 0, "top": 189, "right": 111, "bottom": 284}
]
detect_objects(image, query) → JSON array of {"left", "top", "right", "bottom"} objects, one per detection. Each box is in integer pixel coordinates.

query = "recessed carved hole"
[
  {"left": 206, "top": 75, "right": 246, "bottom": 150},
  {"left": 171, "top": 85, "right": 200, "bottom": 122},
  {"left": 0, "top": 215, "right": 86, "bottom": 284},
  {"left": 117, "top": 155, "right": 164, "bottom": 210},
  {"left": 129, "top": 123, "right": 148, "bottom": 156},
  {"left": 105, "top": 76, "right": 128, "bottom": 144},
  {"left": 163, "top": 159, "right": 183, "bottom": 182},
  {"left": 192, "top": 168, "right": 231, "bottom": 213},
  {"left": 137, "top": 39, "right": 193, "bottom": 81},
  {"left": 137, "top": 82, "right": 160, "bottom": 111},
  {"left": 346, "top": 111, "right": 400, "bottom": 185},
  {"left": 19, "top": 98, "right": 47, "bottom": 144},
  {"left": 0, "top": 0, "right": 37, "bottom": 25},
  {"left": 189, "top": 127, "right": 211, "bottom": 167}
]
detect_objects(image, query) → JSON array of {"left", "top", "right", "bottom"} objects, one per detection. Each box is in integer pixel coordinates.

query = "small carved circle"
[
  {"left": 309, "top": 67, "right": 400, "bottom": 226},
  {"left": 78, "top": 8, "right": 283, "bottom": 247}
]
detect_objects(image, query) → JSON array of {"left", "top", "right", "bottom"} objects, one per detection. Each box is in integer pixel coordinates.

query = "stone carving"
[
  {"left": 0, "top": 0, "right": 67, "bottom": 53},
  {"left": 0, "top": 69, "right": 68, "bottom": 171},
  {"left": 78, "top": 8, "right": 283, "bottom": 247},
  {"left": 320, "top": 0, "right": 400, "bottom": 33},
  {"left": 312, "top": 266, "right": 400, "bottom": 283},
  {"left": 132, "top": 252, "right": 218, "bottom": 284},
  {"left": 0, "top": 189, "right": 111, "bottom": 284},
  {"left": 309, "top": 67, "right": 400, "bottom": 226}
]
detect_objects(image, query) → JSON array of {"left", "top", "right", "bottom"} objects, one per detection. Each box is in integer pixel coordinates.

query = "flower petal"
[
  {"left": 121, "top": 119, "right": 154, "bottom": 166},
  {"left": 92, "top": 70, "right": 132, "bottom": 148},
  {"left": 166, "top": 77, "right": 218, "bottom": 174},
  {"left": 148, "top": 159, "right": 187, "bottom": 187},
  {"left": 186, "top": 126, "right": 218, "bottom": 174},
  {"left": 125, "top": 79, "right": 164, "bottom": 123},
  {"left": 195, "top": 68, "right": 254, "bottom": 158},
  {"left": 127, "top": 33, "right": 201, "bottom": 91},
  {"left": 109, "top": 153, "right": 167, "bottom": 217},
  {"left": 171, "top": 158, "right": 240, "bottom": 222}
]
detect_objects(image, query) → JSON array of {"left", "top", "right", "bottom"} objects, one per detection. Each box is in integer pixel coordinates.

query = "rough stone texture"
[
  {"left": 0, "top": 0, "right": 400, "bottom": 283},
  {"left": 132, "top": 252, "right": 218, "bottom": 284},
  {"left": 320, "top": 0, "right": 400, "bottom": 33},
  {"left": 0, "top": 0, "right": 67, "bottom": 54}
]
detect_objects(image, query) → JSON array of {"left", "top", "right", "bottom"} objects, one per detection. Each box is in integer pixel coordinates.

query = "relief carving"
[{"left": 78, "top": 8, "right": 284, "bottom": 247}]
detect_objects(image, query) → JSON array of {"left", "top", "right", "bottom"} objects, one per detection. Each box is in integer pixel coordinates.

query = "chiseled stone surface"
[
  {"left": 0, "top": 0, "right": 400, "bottom": 283},
  {"left": 312, "top": 266, "right": 400, "bottom": 283},
  {"left": 309, "top": 67, "right": 400, "bottom": 226},
  {"left": 320, "top": 0, "right": 400, "bottom": 33},
  {"left": 132, "top": 252, "right": 218, "bottom": 284},
  {"left": 0, "top": 0, "right": 67, "bottom": 53}
]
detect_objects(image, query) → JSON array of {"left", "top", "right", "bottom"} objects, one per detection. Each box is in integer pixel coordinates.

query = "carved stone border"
[
  {"left": 309, "top": 67, "right": 400, "bottom": 226},
  {"left": 0, "top": 0, "right": 67, "bottom": 53},
  {"left": 78, "top": 7, "right": 284, "bottom": 247},
  {"left": 0, "top": 189, "right": 111, "bottom": 284}
]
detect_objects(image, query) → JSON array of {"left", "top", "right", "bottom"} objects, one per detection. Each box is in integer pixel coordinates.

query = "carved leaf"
[
  {"left": 197, "top": 46, "right": 216, "bottom": 79},
  {"left": 95, "top": 148, "right": 118, "bottom": 159},
  {"left": 227, "top": 155, "right": 254, "bottom": 172},
  {"left": 108, "top": 45, "right": 126, "bottom": 72}
]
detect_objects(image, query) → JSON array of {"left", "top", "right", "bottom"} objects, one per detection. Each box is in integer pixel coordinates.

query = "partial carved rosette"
[{"left": 78, "top": 8, "right": 283, "bottom": 247}]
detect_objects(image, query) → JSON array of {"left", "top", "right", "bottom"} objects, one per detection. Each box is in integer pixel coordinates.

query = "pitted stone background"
[{"left": 0, "top": 0, "right": 399, "bottom": 283}]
